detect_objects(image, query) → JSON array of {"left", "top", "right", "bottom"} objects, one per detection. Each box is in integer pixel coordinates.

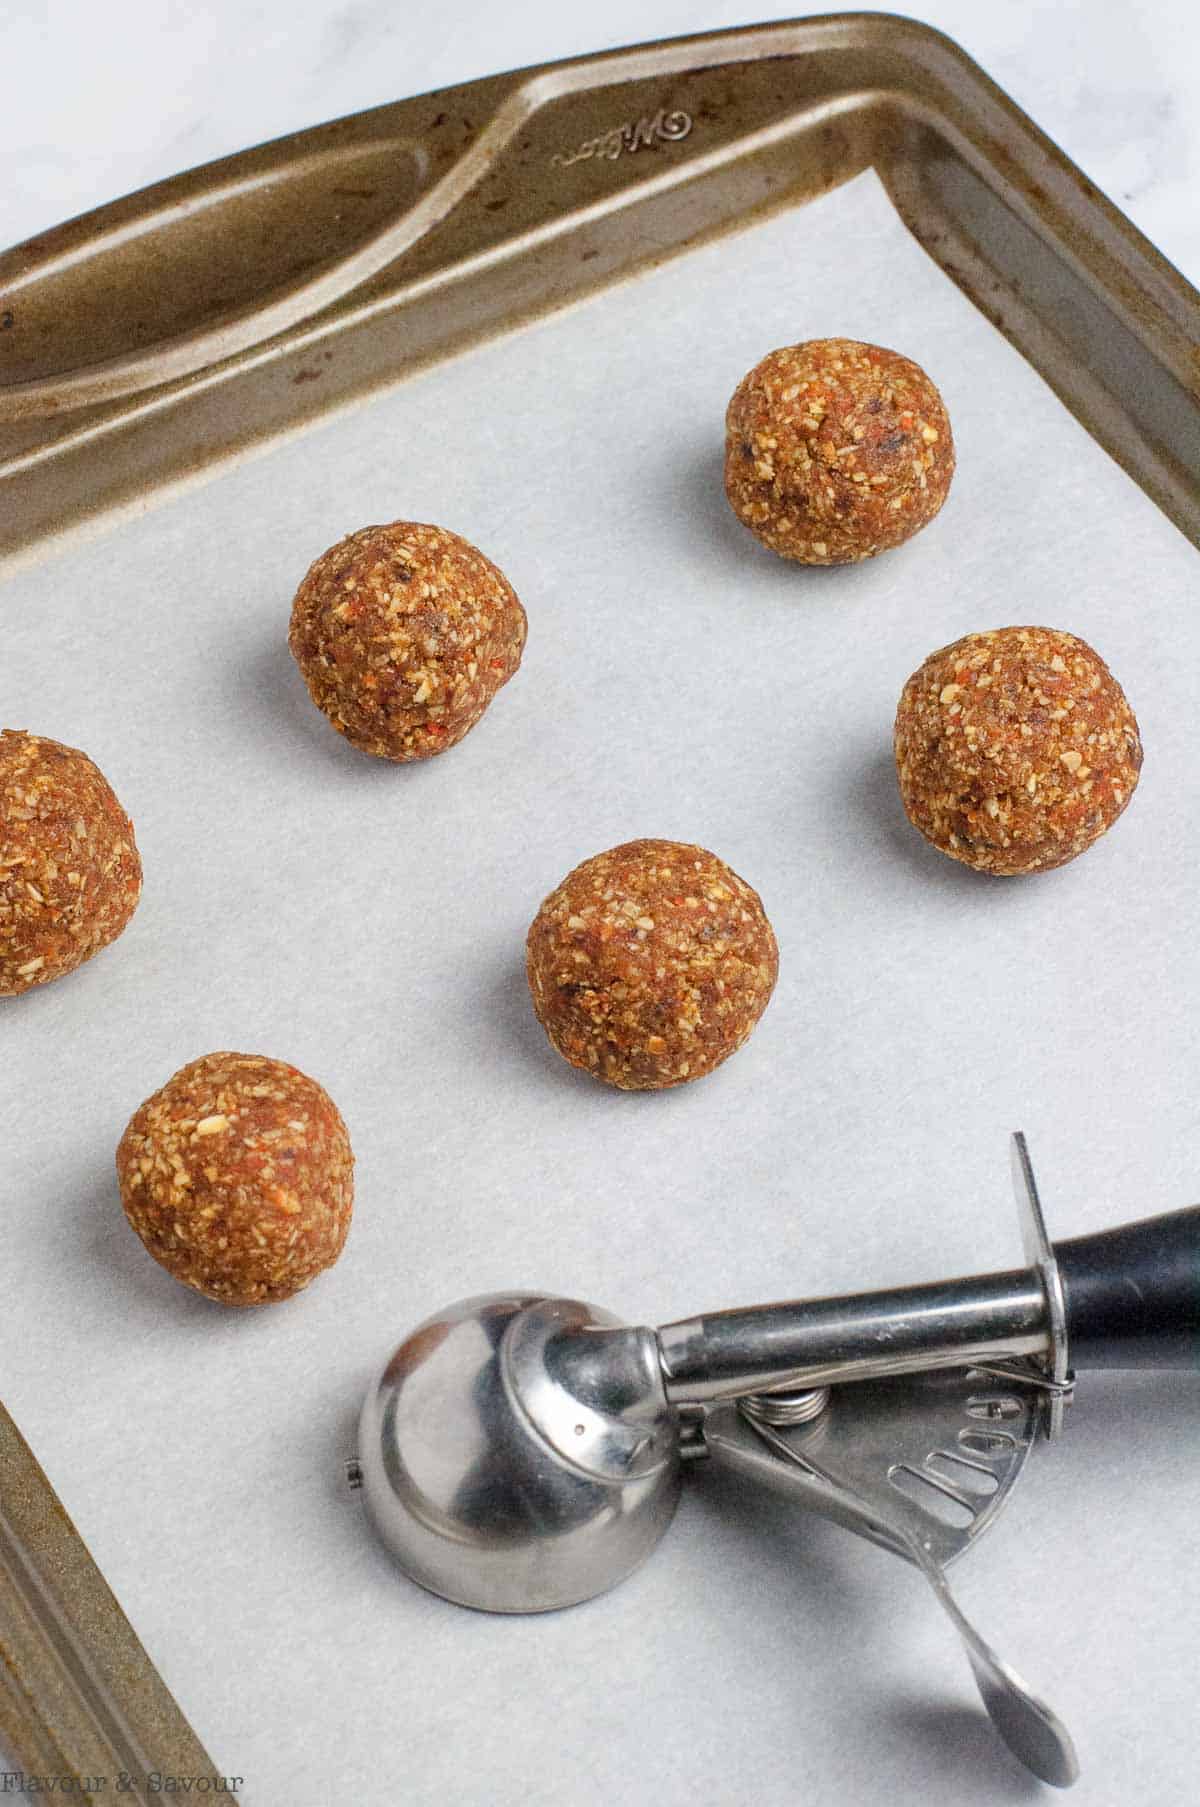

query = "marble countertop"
[{"left": 2, "top": 0, "right": 1199, "bottom": 287}]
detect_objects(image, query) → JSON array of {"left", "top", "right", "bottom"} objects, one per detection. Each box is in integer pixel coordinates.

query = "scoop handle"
[{"left": 1055, "top": 1206, "right": 1200, "bottom": 1369}]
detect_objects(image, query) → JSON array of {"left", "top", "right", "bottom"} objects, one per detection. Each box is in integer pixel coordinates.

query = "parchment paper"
[{"left": 2, "top": 171, "right": 1197, "bottom": 1807}]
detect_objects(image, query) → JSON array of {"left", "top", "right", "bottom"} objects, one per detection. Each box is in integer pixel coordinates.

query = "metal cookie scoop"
[{"left": 350, "top": 1134, "right": 1199, "bottom": 1789}]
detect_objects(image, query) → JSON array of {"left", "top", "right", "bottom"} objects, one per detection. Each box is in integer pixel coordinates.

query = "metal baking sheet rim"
[{"left": 1, "top": 10, "right": 1199, "bottom": 575}]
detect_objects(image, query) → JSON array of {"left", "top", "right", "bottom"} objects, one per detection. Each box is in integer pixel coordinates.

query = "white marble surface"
[{"left": 2, "top": 0, "right": 1199, "bottom": 286}]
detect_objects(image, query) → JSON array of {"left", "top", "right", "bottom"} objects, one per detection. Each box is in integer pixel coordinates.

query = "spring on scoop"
[{"left": 738, "top": 1385, "right": 831, "bottom": 1427}]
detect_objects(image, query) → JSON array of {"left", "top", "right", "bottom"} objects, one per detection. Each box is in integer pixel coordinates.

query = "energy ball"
[
  {"left": 117, "top": 1052, "right": 354, "bottom": 1306},
  {"left": 894, "top": 626, "right": 1143, "bottom": 876},
  {"left": 724, "top": 338, "right": 954, "bottom": 564},
  {"left": 1, "top": 730, "right": 141, "bottom": 996},
  {"left": 526, "top": 839, "right": 778, "bottom": 1091},
  {"left": 289, "top": 521, "right": 526, "bottom": 760}
]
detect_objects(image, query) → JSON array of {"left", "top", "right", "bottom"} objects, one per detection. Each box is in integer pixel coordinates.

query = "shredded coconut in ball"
[
  {"left": 527, "top": 839, "right": 778, "bottom": 1090},
  {"left": 894, "top": 626, "right": 1142, "bottom": 874},
  {"left": 289, "top": 521, "right": 526, "bottom": 760},
  {"left": 725, "top": 338, "right": 954, "bottom": 564},
  {"left": 1, "top": 730, "right": 141, "bottom": 996},
  {"left": 117, "top": 1052, "right": 354, "bottom": 1305}
]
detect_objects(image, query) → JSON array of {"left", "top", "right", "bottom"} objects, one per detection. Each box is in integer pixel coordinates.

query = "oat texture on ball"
[
  {"left": 724, "top": 338, "right": 954, "bottom": 564},
  {"left": 1, "top": 730, "right": 141, "bottom": 996},
  {"left": 894, "top": 626, "right": 1143, "bottom": 875},
  {"left": 117, "top": 1052, "right": 354, "bottom": 1305},
  {"left": 289, "top": 521, "right": 526, "bottom": 760},
  {"left": 526, "top": 839, "right": 779, "bottom": 1091}
]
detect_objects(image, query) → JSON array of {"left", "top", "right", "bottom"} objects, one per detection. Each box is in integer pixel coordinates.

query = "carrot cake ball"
[
  {"left": 1, "top": 730, "right": 141, "bottom": 996},
  {"left": 724, "top": 339, "right": 954, "bottom": 563},
  {"left": 117, "top": 1052, "right": 354, "bottom": 1306},
  {"left": 526, "top": 839, "right": 778, "bottom": 1091},
  {"left": 894, "top": 626, "right": 1142, "bottom": 875},
  {"left": 289, "top": 521, "right": 526, "bottom": 759}
]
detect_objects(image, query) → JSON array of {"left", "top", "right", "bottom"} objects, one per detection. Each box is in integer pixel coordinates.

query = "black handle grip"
[{"left": 1054, "top": 1206, "right": 1200, "bottom": 1369}]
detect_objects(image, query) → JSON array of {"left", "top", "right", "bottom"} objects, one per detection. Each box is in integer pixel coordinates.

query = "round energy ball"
[
  {"left": 724, "top": 338, "right": 954, "bottom": 564},
  {"left": 117, "top": 1052, "right": 354, "bottom": 1306},
  {"left": 288, "top": 521, "right": 526, "bottom": 760},
  {"left": 894, "top": 626, "right": 1143, "bottom": 875},
  {"left": 1, "top": 730, "right": 141, "bottom": 996},
  {"left": 526, "top": 839, "right": 779, "bottom": 1091}
]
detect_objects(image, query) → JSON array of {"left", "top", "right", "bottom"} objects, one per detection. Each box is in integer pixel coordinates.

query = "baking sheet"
[{"left": 1, "top": 169, "right": 1197, "bottom": 1807}]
